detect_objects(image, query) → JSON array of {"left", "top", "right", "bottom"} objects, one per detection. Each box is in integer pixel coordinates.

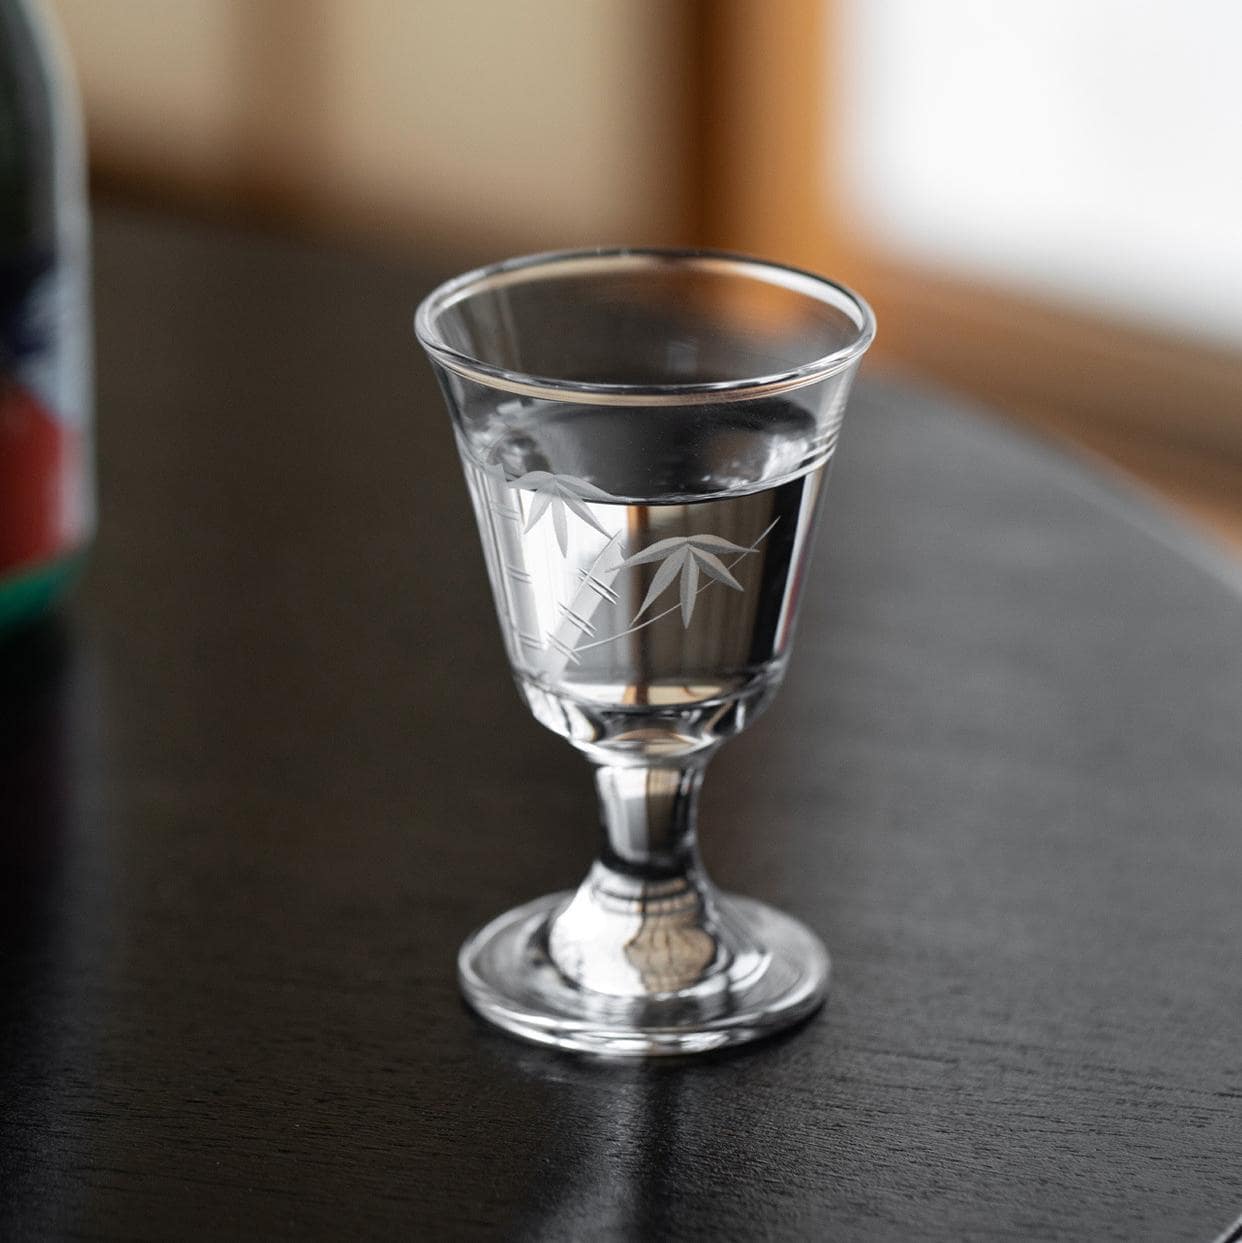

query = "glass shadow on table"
[{"left": 466, "top": 1019, "right": 827, "bottom": 1240}]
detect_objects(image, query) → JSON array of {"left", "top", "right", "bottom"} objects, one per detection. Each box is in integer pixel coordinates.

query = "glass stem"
[
  {"left": 546, "top": 754, "right": 742, "bottom": 997},
  {"left": 593, "top": 759, "right": 707, "bottom": 882}
]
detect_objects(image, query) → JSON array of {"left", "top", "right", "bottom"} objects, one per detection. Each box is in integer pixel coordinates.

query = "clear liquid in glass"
[{"left": 460, "top": 398, "right": 833, "bottom": 759}]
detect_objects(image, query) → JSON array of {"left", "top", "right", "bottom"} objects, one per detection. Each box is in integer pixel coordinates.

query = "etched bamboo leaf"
[
  {"left": 623, "top": 531, "right": 756, "bottom": 627},
  {"left": 626, "top": 532, "right": 750, "bottom": 626},
  {"left": 523, "top": 488, "right": 553, "bottom": 533},
  {"left": 558, "top": 475, "right": 616, "bottom": 502},
  {"left": 574, "top": 517, "right": 779, "bottom": 656},
  {"left": 689, "top": 547, "right": 743, "bottom": 591},
  {"left": 686, "top": 534, "right": 750, "bottom": 555},
  {"left": 621, "top": 536, "right": 693, "bottom": 568},
  {"left": 680, "top": 553, "right": 699, "bottom": 625},
  {"left": 559, "top": 491, "right": 611, "bottom": 539},
  {"left": 634, "top": 548, "right": 687, "bottom": 621},
  {"left": 485, "top": 459, "right": 522, "bottom": 520},
  {"left": 508, "top": 470, "right": 616, "bottom": 553}
]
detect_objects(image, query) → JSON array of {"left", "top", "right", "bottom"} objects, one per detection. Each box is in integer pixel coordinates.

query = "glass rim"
[{"left": 414, "top": 246, "right": 876, "bottom": 407}]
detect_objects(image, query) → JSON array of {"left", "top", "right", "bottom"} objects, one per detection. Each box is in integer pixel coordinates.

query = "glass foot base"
[{"left": 458, "top": 891, "right": 829, "bottom": 1057}]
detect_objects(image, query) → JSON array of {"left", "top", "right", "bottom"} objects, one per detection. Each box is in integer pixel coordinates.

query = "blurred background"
[{"left": 51, "top": 0, "right": 1242, "bottom": 549}]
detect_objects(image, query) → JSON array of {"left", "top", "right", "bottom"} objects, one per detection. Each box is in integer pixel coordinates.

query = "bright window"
[{"left": 838, "top": 0, "right": 1242, "bottom": 345}]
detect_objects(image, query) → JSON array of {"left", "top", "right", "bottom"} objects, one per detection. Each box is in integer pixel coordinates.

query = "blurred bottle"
[{"left": 0, "top": 0, "right": 91, "bottom": 635}]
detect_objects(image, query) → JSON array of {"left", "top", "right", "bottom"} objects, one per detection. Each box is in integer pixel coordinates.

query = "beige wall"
[{"left": 49, "top": 0, "right": 689, "bottom": 252}]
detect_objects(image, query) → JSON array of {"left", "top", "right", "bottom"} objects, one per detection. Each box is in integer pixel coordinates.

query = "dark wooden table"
[{"left": 3, "top": 207, "right": 1241, "bottom": 1242}]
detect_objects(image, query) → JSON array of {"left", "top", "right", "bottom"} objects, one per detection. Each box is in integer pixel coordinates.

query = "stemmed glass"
[{"left": 416, "top": 249, "right": 874, "bottom": 1056}]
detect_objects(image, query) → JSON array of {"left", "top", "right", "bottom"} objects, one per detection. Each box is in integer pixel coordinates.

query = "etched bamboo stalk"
[{"left": 539, "top": 532, "right": 627, "bottom": 680}]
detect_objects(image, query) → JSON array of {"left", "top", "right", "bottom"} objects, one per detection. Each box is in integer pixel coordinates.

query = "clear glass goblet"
[{"left": 416, "top": 249, "right": 874, "bottom": 1056}]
